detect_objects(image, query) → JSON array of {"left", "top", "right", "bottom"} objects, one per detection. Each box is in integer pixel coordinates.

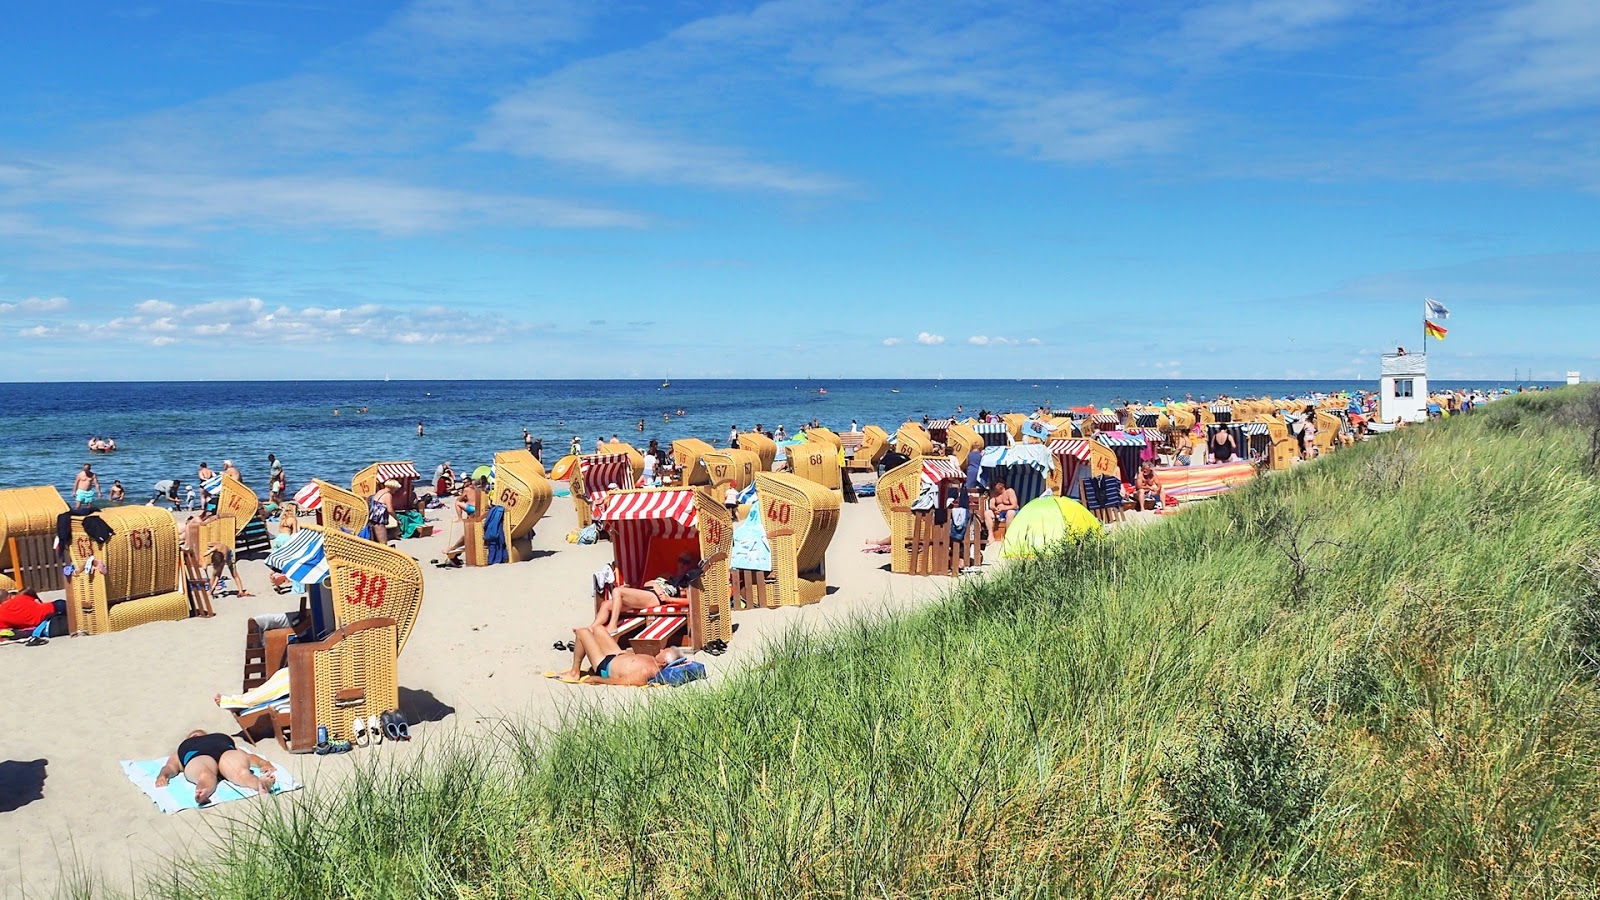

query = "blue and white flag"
[{"left": 1425, "top": 297, "right": 1451, "bottom": 321}]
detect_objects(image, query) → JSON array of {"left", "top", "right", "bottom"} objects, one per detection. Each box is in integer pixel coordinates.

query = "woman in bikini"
[{"left": 598, "top": 555, "right": 700, "bottom": 630}]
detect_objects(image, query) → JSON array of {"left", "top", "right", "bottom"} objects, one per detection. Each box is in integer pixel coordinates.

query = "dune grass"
[{"left": 109, "top": 390, "right": 1600, "bottom": 898}]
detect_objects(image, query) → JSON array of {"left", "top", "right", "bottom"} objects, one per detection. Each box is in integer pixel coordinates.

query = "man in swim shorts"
[
  {"left": 156, "top": 730, "right": 276, "bottom": 805},
  {"left": 983, "top": 478, "right": 1018, "bottom": 545},
  {"left": 72, "top": 464, "right": 100, "bottom": 507},
  {"left": 552, "top": 601, "right": 685, "bottom": 686}
]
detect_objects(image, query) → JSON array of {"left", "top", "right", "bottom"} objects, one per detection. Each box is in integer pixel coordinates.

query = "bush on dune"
[{"left": 133, "top": 389, "right": 1600, "bottom": 899}]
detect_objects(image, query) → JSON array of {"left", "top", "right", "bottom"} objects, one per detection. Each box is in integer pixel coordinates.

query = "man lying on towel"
[
  {"left": 600, "top": 554, "right": 701, "bottom": 630},
  {"left": 552, "top": 614, "right": 685, "bottom": 687},
  {"left": 156, "top": 730, "right": 277, "bottom": 805}
]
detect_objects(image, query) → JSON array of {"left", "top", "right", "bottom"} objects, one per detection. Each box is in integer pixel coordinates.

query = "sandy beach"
[{"left": 2, "top": 472, "right": 1156, "bottom": 897}]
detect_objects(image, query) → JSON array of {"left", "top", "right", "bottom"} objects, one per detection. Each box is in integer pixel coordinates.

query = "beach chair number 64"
[
  {"left": 331, "top": 505, "right": 355, "bottom": 527},
  {"left": 350, "top": 570, "right": 388, "bottom": 609}
]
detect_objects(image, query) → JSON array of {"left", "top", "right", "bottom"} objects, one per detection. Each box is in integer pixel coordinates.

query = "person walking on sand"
[
  {"left": 155, "top": 731, "right": 276, "bottom": 806},
  {"left": 197, "top": 461, "right": 215, "bottom": 505},
  {"left": 72, "top": 464, "right": 101, "bottom": 507}
]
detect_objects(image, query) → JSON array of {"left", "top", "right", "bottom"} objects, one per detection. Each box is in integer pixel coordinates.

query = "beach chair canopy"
[
  {"left": 579, "top": 453, "right": 635, "bottom": 516},
  {"left": 293, "top": 482, "right": 322, "bottom": 512},
  {"left": 973, "top": 422, "right": 1012, "bottom": 447},
  {"left": 979, "top": 445, "right": 1054, "bottom": 506},
  {"left": 265, "top": 529, "right": 330, "bottom": 588},
  {"left": 1095, "top": 430, "right": 1155, "bottom": 484},
  {"left": 1018, "top": 419, "right": 1053, "bottom": 443},
  {"left": 595, "top": 488, "right": 701, "bottom": 588}
]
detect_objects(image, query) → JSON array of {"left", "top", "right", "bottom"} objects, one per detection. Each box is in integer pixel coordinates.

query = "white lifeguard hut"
[
  {"left": 1568, "top": 371, "right": 1581, "bottom": 386},
  {"left": 1379, "top": 353, "right": 1428, "bottom": 423}
]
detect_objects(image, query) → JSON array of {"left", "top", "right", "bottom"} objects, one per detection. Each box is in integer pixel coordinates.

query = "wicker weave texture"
[
  {"left": 496, "top": 448, "right": 546, "bottom": 479},
  {"left": 672, "top": 439, "right": 717, "bottom": 486},
  {"left": 214, "top": 476, "right": 258, "bottom": 535},
  {"left": 946, "top": 423, "right": 981, "bottom": 460},
  {"left": 737, "top": 432, "right": 777, "bottom": 471},
  {"left": 754, "top": 472, "right": 839, "bottom": 606},
  {"left": 492, "top": 450, "right": 553, "bottom": 560},
  {"left": 0, "top": 485, "right": 68, "bottom": 549},
  {"left": 700, "top": 450, "right": 759, "bottom": 493},
  {"left": 289, "top": 619, "right": 399, "bottom": 749},
  {"left": 351, "top": 462, "right": 414, "bottom": 500},
  {"left": 874, "top": 459, "right": 924, "bottom": 574},
  {"left": 1001, "top": 414, "right": 1026, "bottom": 440},
  {"left": 69, "top": 506, "right": 184, "bottom": 634},
  {"left": 803, "top": 427, "right": 842, "bottom": 448},
  {"left": 317, "top": 525, "right": 425, "bottom": 655},
  {"left": 314, "top": 479, "right": 369, "bottom": 535},
  {"left": 895, "top": 423, "right": 934, "bottom": 458},
  {"left": 850, "top": 426, "right": 889, "bottom": 470},
  {"left": 786, "top": 441, "right": 842, "bottom": 491},
  {"left": 691, "top": 489, "right": 735, "bottom": 644}
]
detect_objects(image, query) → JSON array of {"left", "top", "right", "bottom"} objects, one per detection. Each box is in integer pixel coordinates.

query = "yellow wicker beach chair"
[
  {"left": 596, "top": 442, "right": 646, "bottom": 479},
  {"left": 669, "top": 438, "right": 716, "bottom": 486},
  {"left": 701, "top": 449, "right": 761, "bottom": 496},
  {"left": 312, "top": 478, "right": 369, "bottom": 536},
  {"left": 466, "top": 450, "right": 553, "bottom": 565},
  {"left": 214, "top": 476, "right": 257, "bottom": 536},
  {"left": 751, "top": 472, "right": 839, "bottom": 606},
  {"left": 872, "top": 457, "right": 975, "bottom": 576},
  {"left": 1001, "top": 414, "right": 1027, "bottom": 442},
  {"left": 895, "top": 423, "right": 934, "bottom": 458},
  {"left": 317, "top": 524, "right": 426, "bottom": 653},
  {"left": 66, "top": 506, "right": 188, "bottom": 635},
  {"left": 0, "top": 485, "right": 69, "bottom": 593},
  {"left": 786, "top": 440, "right": 842, "bottom": 492},
  {"left": 1265, "top": 421, "right": 1299, "bottom": 470},
  {"left": 848, "top": 425, "right": 890, "bottom": 472},
  {"left": 1314, "top": 411, "right": 1340, "bottom": 456},
  {"left": 736, "top": 431, "right": 777, "bottom": 472},
  {"left": 946, "top": 422, "right": 982, "bottom": 461},
  {"left": 351, "top": 461, "right": 421, "bottom": 510},
  {"left": 803, "top": 427, "right": 842, "bottom": 449}
]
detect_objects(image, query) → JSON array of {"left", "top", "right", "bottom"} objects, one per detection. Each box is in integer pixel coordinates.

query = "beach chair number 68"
[
  {"left": 350, "top": 570, "right": 388, "bottom": 609},
  {"left": 809, "top": 453, "right": 824, "bottom": 466}
]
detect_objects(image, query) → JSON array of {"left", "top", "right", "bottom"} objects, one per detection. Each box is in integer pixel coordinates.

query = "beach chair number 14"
[{"left": 350, "top": 570, "right": 388, "bottom": 609}]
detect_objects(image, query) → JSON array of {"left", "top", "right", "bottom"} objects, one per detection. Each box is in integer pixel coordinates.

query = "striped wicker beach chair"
[
  {"left": 66, "top": 506, "right": 189, "bottom": 635},
  {"left": 302, "top": 479, "right": 369, "bottom": 536},
  {"left": 352, "top": 461, "right": 421, "bottom": 512},
  {"left": 0, "top": 485, "right": 69, "bottom": 594},
  {"left": 873, "top": 458, "right": 976, "bottom": 576},
  {"left": 593, "top": 487, "right": 733, "bottom": 653},
  {"left": 1046, "top": 438, "right": 1120, "bottom": 501},
  {"left": 751, "top": 472, "right": 839, "bottom": 606},
  {"left": 570, "top": 453, "right": 636, "bottom": 527}
]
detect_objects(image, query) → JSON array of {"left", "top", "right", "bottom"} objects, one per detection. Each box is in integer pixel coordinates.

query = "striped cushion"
[{"left": 635, "top": 616, "right": 685, "bottom": 643}]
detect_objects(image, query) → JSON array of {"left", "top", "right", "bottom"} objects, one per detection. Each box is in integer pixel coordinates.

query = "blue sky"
[{"left": 2, "top": 0, "right": 1597, "bottom": 381}]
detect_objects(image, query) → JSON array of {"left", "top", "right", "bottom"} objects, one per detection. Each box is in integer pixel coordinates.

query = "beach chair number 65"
[
  {"left": 766, "top": 500, "right": 792, "bottom": 526},
  {"left": 350, "top": 570, "right": 388, "bottom": 609},
  {"left": 498, "top": 488, "right": 518, "bottom": 507}
]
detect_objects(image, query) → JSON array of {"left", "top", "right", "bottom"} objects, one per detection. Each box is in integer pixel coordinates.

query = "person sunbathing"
[
  {"left": 552, "top": 604, "right": 685, "bottom": 686},
  {"left": 983, "top": 478, "right": 1019, "bottom": 545},
  {"left": 600, "top": 554, "right": 700, "bottom": 629},
  {"left": 155, "top": 730, "right": 276, "bottom": 805},
  {"left": 1134, "top": 460, "right": 1161, "bottom": 511}
]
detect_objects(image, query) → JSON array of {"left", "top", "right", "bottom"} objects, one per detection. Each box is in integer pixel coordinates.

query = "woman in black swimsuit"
[
  {"left": 1209, "top": 427, "right": 1237, "bottom": 463},
  {"left": 156, "top": 730, "right": 277, "bottom": 805}
]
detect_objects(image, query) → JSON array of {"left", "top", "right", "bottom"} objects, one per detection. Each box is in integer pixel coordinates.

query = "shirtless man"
[
  {"left": 72, "top": 464, "right": 101, "bottom": 507},
  {"left": 222, "top": 459, "right": 241, "bottom": 482},
  {"left": 552, "top": 602, "right": 684, "bottom": 686},
  {"left": 155, "top": 730, "right": 276, "bottom": 805},
  {"left": 197, "top": 461, "right": 215, "bottom": 505},
  {"left": 983, "top": 478, "right": 1018, "bottom": 545},
  {"left": 109, "top": 480, "right": 125, "bottom": 502}
]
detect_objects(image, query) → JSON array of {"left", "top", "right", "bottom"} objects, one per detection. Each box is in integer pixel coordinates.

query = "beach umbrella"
[
  {"left": 1001, "top": 496, "right": 1102, "bottom": 559},
  {"left": 472, "top": 465, "right": 494, "bottom": 481}
]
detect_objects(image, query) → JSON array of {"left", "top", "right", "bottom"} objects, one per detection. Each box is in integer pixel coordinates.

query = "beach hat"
[{"left": 384, "top": 478, "right": 402, "bottom": 489}]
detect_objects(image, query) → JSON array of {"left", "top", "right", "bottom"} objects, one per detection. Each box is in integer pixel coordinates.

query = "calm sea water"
[{"left": 0, "top": 378, "right": 1533, "bottom": 497}]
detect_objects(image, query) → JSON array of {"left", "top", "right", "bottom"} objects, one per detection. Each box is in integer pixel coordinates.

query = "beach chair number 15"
[{"left": 350, "top": 570, "right": 387, "bottom": 609}]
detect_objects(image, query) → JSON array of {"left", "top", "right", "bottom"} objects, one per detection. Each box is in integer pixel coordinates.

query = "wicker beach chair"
[
  {"left": 736, "top": 431, "right": 777, "bottom": 472},
  {"left": 592, "top": 487, "right": 734, "bottom": 652},
  {"left": 895, "top": 423, "right": 934, "bottom": 458},
  {"left": 352, "top": 462, "right": 421, "bottom": 512},
  {"left": 1001, "top": 414, "right": 1027, "bottom": 442},
  {"left": 786, "top": 440, "right": 843, "bottom": 492},
  {"left": 873, "top": 458, "right": 973, "bottom": 576},
  {"left": 66, "top": 506, "right": 189, "bottom": 635},
  {"left": 0, "top": 485, "right": 69, "bottom": 593},
  {"left": 570, "top": 453, "right": 636, "bottom": 528},
  {"left": 701, "top": 449, "right": 760, "bottom": 498},
  {"left": 671, "top": 438, "right": 718, "bottom": 487},
  {"left": 751, "top": 472, "right": 840, "bottom": 606},
  {"left": 466, "top": 450, "right": 553, "bottom": 565},
  {"left": 1314, "top": 411, "right": 1341, "bottom": 456},
  {"left": 803, "top": 427, "right": 842, "bottom": 449},
  {"left": 848, "top": 425, "right": 889, "bottom": 472},
  {"left": 946, "top": 422, "right": 982, "bottom": 461},
  {"left": 305, "top": 479, "right": 368, "bottom": 536},
  {"left": 213, "top": 476, "right": 257, "bottom": 534}
]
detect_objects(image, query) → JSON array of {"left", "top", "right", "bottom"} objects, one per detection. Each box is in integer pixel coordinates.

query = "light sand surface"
[{"left": 0, "top": 477, "right": 1160, "bottom": 897}]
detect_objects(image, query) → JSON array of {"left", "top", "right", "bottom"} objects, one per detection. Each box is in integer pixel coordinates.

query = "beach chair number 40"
[
  {"left": 766, "top": 500, "right": 793, "bottom": 526},
  {"left": 349, "top": 570, "right": 388, "bottom": 609}
]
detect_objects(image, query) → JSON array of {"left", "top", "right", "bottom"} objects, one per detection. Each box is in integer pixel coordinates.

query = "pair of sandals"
[
  {"left": 701, "top": 639, "right": 728, "bottom": 656},
  {"left": 431, "top": 555, "right": 463, "bottom": 569},
  {"left": 314, "top": 737, "right": 352, "bottom": 755}
]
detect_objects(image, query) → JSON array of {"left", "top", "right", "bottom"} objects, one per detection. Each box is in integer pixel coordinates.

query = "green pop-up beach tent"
[{"left": 1001, "top": 495, "right": 1103, "bottom": 559}]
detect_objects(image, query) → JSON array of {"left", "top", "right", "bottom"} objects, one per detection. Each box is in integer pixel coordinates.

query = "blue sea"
[{"left": 0, "top": 378, "right": 1537, "bottom": 498}]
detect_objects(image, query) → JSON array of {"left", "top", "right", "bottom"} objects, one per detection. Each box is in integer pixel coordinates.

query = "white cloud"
[
  {"left": 1025, "top": 338, "right": 1043, "bottom": 345},
  {"left": 1444, "top": 0, "right": 1600, "bottom": 113},
  {"left": 17, "top": 325, "right": 53, "bottom": 338},
  {"left": 881, "top": 337, "right": 903, "bottom": 346},
  {"left": 968, "top": 335, "right": 989, "bottom": 345},
  {"left": 969, "top": 334, "right": 1021, "bottom": 347},
  {"left": 916, "top": 331, "right": 945, "bottom": 345},
  {"left": 134, "top": 299, "right": 176, "bottom": 315},
  {"left": 0, "top": 296, "right": 69, "bottom": 315}
]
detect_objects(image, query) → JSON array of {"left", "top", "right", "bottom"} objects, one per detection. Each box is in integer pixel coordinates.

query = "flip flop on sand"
[{"left": 542, "top": 671, "right": 584, "bottom": 684}]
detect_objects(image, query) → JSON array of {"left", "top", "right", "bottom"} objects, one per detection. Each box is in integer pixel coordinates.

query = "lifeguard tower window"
[{"left": 1396, "top": 379, "right": 1414, "bottom": 398}]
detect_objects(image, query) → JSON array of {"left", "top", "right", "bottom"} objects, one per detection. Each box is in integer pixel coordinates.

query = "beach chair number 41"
[
  {"left": 349, "top": 570, "right": 388, "bottom": 609},
  {"left": 885, "top": 482, "right": 911, "bottom": 505}
]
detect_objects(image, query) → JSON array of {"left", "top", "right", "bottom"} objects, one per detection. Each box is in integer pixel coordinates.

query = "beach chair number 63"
[
  {"left": 128, "top": 528, "right": 155, "bottom": 551},
  {"left": 766, "top": 500, "right": 792, "bottom": 526},
  {"left": 350, "top": 570, "right": 388, "bottom": 609}
]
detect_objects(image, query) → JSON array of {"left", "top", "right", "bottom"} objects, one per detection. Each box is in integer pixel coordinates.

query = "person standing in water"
[{"left": 417, "top": 420, "right": 424, "bottom": 438}]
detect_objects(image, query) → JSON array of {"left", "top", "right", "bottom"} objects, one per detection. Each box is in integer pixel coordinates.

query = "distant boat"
[
  {"left": 890, "top": 388, "right": 901, "bottom": 394},
  {"left": 661, "top": 372, "right": 670, "bottom": 388}
]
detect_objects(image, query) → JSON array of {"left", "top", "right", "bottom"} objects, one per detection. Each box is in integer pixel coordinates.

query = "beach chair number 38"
[{"left": 349, "top": 570, "right": 388, "bottom": 609}]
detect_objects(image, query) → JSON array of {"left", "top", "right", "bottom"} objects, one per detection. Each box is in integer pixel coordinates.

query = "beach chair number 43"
[{"left": 349, "top": 570, "right": 388, "bottom": 609}]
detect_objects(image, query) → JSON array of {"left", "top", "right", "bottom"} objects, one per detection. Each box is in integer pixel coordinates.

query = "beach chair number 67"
[{"left": 350, "top": 570, "right": 387, "bottom": 609}]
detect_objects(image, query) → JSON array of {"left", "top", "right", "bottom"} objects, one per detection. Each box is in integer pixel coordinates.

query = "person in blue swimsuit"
[{"left": 156, "top": 730, "right": 277, "bottom": 805}]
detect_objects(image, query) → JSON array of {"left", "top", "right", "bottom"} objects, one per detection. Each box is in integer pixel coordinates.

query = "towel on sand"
[{"left": 120, "top": 757, "right": 300, "bottom": 814}]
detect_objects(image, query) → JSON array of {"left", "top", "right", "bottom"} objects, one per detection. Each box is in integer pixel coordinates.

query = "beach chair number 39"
[{"left": 349, "top": 570, "right": 388, "bottom": 609}]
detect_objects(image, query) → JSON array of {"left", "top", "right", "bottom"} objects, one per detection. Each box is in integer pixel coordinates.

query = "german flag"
[{"left": 1424, "top": 319, "right": 1448, "bottom": 340}]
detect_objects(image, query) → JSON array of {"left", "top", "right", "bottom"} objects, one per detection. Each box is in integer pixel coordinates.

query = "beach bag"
[
  {"left": 649, "top": 657, "right": 707, "bottom": 686},
  {"left": 577, "top": 524, "right": 600, "bottom": 545}
]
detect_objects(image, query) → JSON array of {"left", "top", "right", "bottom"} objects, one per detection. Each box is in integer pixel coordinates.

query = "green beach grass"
[{"left": 88, "top": 389, "right": 1600, "bottom": 898}]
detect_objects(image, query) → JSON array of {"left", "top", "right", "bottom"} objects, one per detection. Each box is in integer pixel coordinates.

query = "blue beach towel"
[
  {"left": 120, "top": 757, "right": 300, "bottom": 814},
  {"left": 484, "top": 505, "right": 508, "bottom": 565},
  {"left": 649, "top": 657, "right": 708, "bottom": 686},
  {"left": 731, "top": 500, "right": 771, "bottom": 571}
]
